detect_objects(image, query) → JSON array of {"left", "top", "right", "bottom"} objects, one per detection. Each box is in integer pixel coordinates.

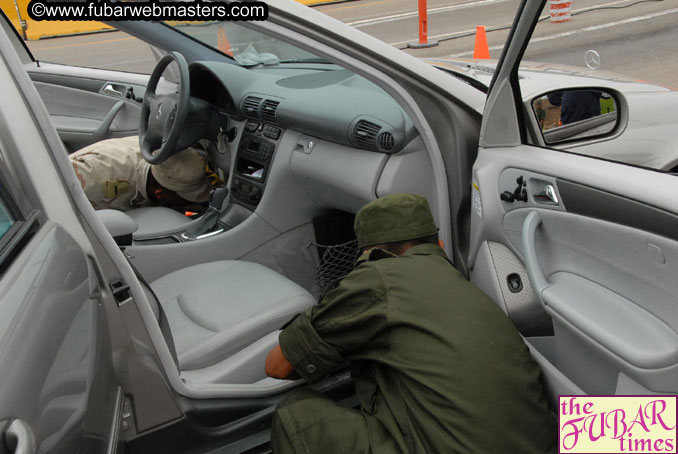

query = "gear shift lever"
[
  {"left": 209, "top": 186, "right": 230, "bottom": 211},
  {"left": 182, "top": 187, "right": 230, "bottom": 240}
]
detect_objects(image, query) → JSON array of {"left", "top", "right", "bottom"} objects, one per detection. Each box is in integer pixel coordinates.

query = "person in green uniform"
[{"left": 265, "top": 193, "right": 557, "bottom": 454}]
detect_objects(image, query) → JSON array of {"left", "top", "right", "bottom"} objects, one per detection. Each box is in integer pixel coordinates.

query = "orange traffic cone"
[
  {"left": 473, "top": 26, "right": 490, "bottom": 59},
  {"left": 217, "top": 26, "right": 234, "bottom": 57}
]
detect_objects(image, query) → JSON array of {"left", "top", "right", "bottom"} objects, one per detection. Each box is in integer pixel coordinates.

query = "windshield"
[{"left": 164, "top": 21, "right": 326, "bottom": 66}]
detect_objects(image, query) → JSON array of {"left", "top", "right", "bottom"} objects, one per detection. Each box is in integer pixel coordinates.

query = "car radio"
[{"left": 232, "top": 122, "right": 282, "bottom": 207}]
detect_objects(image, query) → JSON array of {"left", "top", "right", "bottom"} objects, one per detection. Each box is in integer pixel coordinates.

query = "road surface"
[{"left": 317, "top": 0, "right": 678, "bottom": 87}]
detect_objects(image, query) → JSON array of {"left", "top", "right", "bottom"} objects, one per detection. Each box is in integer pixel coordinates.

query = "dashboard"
[
  {"left": 190, "top": 66, "right": 237, "bottom": 113},
  {"left": 186, "top": 61, "right": 420, "bottom": 211},
  {"left": 188, "top": 61, "right": 417, "bottom": 153}
]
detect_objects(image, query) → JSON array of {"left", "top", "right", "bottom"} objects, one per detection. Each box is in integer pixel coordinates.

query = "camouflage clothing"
[{"left": 70, "top": 136, "right": 211, "bottom": 211}]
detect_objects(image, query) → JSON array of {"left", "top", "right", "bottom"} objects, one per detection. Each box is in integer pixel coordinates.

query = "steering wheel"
[{"left": 140, "top": 52, "right": 191, "bottom": 164}]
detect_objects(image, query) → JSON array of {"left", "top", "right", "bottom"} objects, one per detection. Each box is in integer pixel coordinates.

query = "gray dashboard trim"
[
  {"left": 192, "top": 61, "right": 416, "bottom": 154},
  {"left": 251, "top": 16, "right": 453, "bottom": 260},
  {"left": 557, "top": 179, "right": 678, "bottom": 241}
]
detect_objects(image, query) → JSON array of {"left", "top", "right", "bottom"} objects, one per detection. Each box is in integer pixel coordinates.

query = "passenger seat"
[{"left": 149, "top": 260, "right": 315, "bottom": 381}]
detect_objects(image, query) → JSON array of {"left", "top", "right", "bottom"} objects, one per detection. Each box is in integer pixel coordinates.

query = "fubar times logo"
[{"left": 559, "top": 395, "right": 677, "bottom": 453}]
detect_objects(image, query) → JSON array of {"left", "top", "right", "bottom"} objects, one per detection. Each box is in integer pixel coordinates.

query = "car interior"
[
  {"left": 100, "top": 25, "right": 440, "bottom": 391},
  {"left": 0, "top": 2, "right": 676, "bottom": 453},
  {"left": 5, "top": 17, "right": 459, "bottom": 450}
]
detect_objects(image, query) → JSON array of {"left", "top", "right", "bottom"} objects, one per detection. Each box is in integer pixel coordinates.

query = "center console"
[{"left": 231, "top": 120, "right": 282, "bottom": 208}]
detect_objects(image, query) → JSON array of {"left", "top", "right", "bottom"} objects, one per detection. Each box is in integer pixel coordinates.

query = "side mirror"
[{"left": 532, "top": 89, "right": 618, "bottom": 145}]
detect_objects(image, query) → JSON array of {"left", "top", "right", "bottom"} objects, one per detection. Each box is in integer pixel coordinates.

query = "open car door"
[
  {"left": 0, "top": 20, "right": 123, "bottom": 454},
  {"left": 470, "top": 0, "right": 678, "bottom": 404}
]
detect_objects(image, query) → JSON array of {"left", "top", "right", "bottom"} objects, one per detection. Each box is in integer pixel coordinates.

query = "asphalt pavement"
[
  {"left": 316, "top": 0, "right": 678, "bottom": 87},
  {"left": 22, "top": 0, "right": 678, "bottom": 88}
]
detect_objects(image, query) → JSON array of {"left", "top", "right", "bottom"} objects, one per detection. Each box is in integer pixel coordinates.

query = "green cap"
[{"left": 354, "top": 194, "right": 438, "bottom": 248}]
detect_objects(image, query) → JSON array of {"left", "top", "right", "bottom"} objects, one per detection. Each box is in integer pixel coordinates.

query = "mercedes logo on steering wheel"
[{"left": 156, "top": 103, "right": 163, "bottom": 120}]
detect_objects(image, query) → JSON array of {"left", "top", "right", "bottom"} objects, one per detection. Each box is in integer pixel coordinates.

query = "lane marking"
[
  {"left": 346, "top": 0, "right": 510, "bottom": 27},
  {"left": 29, "top": 35, "right": 133, "bottom": 51},
  {"left": 302, "top": 0, "right": 349, "bottom": 6},
  {"left": 389, "top": 0, "right": 673, "bottom": 46},
  {"left": 321, "top": 0, "right": 390, "bottom": 13},
  {"left": 444, "top": 7, "right": 678, "bottom": 57},
  {"left": 106, "top": 57, "right": 156, "bottom": 68}
]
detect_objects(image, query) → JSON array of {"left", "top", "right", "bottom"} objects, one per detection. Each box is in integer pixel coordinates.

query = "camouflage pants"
[{"left": 271, "top": 388, "right": 372, "bottom": 454}]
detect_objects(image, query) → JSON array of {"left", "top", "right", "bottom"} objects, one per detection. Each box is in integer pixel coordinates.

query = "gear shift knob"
[{"left": 210, "top": 187, "right": 230, "bottom": 210}]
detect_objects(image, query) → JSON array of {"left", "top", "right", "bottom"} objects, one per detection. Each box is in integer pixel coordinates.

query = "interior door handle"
[
  {"left": 521, "top": 211, "right": 550, "bottom": 304},
  {"left": 103, "top": 84, "right": 124, "bottom": 98},
  {"left": 534, "top": 184, "right": 559, "bottom": 205},
  {"left": 5, "top": 419, "right": 36, "bottom": 454}
]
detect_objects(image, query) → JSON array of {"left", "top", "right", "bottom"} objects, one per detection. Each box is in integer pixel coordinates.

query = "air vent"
[
  {"left": 353, "top": 120, "right": 381, "bottom": 151},
  {"left": 261, "top": 99, "right": 280, "bottom": 122},
  {"left": 378, "top": 132, "right": 395, "bottom": 152},
  {"left": 242, "top": 96, "right": 262, "bottom": 118}
]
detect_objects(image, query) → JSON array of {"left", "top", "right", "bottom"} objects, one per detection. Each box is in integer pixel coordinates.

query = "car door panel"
[
  {"left": 473, "top": 0, "right": 678, "bottom": 400},
  {"left": 24, "top": 62, "right": 151, "bottom": 152},
  {"left": 510, "top": 207, "right": 677, "bottom": 389},
  {"left": 31, "top": 80, "right": 141, "bottom": 153},
  {"left": 30, "top": 72, "right": 109, "bottom": 93},
  {"left": 0, "top": 222, "right": 120, "bottom": 454},
  {"left": 471, "top": 239, "right": 552, "bottom": 337},
  {"left": 470, "top": 145, "right": 678, "bottom": 398},
  {"left": 27, "top": 63, "right": 151, "bottom": 95},
  {"left": 29, "top": 70, "right": 148, "bottom": 103}
]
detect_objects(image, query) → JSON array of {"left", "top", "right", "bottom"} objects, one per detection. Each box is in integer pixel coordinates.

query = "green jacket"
[{"left": 280, "top": 243, "right": 556, "bottom": 453}]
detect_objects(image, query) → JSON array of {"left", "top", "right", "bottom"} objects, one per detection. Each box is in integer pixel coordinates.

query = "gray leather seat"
[
  {"left": 150, "top": 260, "right": 315, "bottom": 372},
  {"left": 96, "top": 209, "right": 314, "bottom": 382}
]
